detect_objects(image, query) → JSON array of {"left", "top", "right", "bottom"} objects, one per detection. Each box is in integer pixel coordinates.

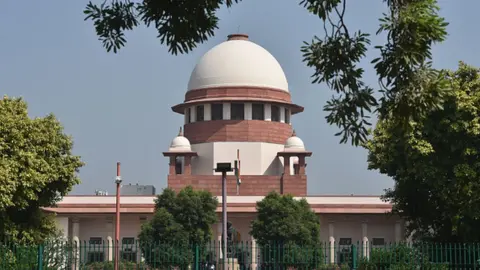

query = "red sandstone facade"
[{"left": 163, "top": 34, "right": 312, "bottom": 197}]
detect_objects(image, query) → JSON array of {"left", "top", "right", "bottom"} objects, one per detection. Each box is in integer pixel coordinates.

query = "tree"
[
  {"left": 250, "top": 192, "right": 321, "bottom": 268},
  {"left": 84, "top": 0, "right": 448, "bottom": 145},
  {"left": 138, "top": 186, "right": 218, "bottom": 268},
  {"left": 366, "top": 62, "right": 480, "bottom": 242},
  {"left": 0, "top": 96, "right": 84, "bottom": 243}
]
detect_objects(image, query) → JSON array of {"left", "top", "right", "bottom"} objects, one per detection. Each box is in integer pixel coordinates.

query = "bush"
[
  {"left": 358, "top": 244, "right": 449, "bottom": 270},
  {"left": 85, "top": 260, "right": 147, "bottom": 269}
]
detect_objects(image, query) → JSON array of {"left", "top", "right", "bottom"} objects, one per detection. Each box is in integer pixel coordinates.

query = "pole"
[
  {"left": 222, "top": 171, "right": 228, "bottom": 270},
  {"left": 114, "top": 162, "right": 122, "bottom": 270}
]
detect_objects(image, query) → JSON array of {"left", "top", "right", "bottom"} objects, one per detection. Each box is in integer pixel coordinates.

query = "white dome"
[
  {"left": 284, "top": 136, "right": 305, "bottom": 151},
  {"left": 187, "top": 38, "right": 289, "bottom": 92},
  {"left": 169, "top": 136, "right": 191, "bottom": 152}
]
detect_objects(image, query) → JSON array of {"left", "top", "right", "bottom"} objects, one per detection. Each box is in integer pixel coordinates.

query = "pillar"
[
  {"left": 395, "top": 222, "right": 402, "bottom": 243},
  {"left": 264, "top": 104, "right": 271, "bottom": 121},
  {"left": 55, "top": 216, "right": 69, "bottom": 240},
  {"left": 280, "top": 106, "right": 285, "bottom": 123},
  {"left": 217, "top": 223, "right": 223, "bottom": 260},
  {"left": 362, "top": 223, "right": 369, "bottom": 258},
  {"left": 283, "top": 156, "right": 290, "bottom": 175},
  {"left": 328, "top": 223, "right": 335, "bottom": 264},
  {"left": 106, "top": 218, "right": 113, "bottom": 261},
  {"left": 251, "top": 237, "right": 257, "bottom": 270},
  {"left": 184, "top": 156, "right": 192, "bottom": 175},
  {"left": 298, "top": 156, "right": 306, "bottom": 175},
  {"left": 223, "top": 103, "right": 231, "bottom": 120},
  {"left": 169, "top": 156, "right": 176, "bottom": 175},
  {"left": 204, "top": 104, "right": 212, "bottom": 121},
  {"left": 72, "top": 219, "right": 80, "bottom": 270}
]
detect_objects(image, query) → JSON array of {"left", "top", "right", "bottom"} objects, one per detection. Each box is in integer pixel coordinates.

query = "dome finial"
[
  {"left": 292, "top": 129, "right": 296, "bottom": 137},
  {"left": 178, "top": 127, "right": 183, "bottom": 136}
]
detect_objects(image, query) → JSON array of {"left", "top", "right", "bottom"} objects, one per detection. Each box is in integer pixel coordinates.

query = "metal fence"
[{"left": 1, "top": 240, "right": 480, "bottom": 269}]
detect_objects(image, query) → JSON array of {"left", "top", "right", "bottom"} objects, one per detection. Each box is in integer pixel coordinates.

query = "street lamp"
[
  {"left": 214, "top": 162, "right": 233, "bottom": 270},
  {"left": 114, "top": 162, "right": 122, "bottom": 270}
]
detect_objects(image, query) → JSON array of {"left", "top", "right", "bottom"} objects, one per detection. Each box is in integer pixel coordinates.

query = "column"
[
  {"left": 106, "top": 218, "right": 113, "bottom": 261},
  {"left": 72, "top": 219, "right": 80, "bottom": 270},
  {"left": 244, "top": 103, "right": 252, "bottom": 120},
  {"left": 184, "top": 156, "right": 192, "bottom": 175},
  {"left": 264, "top": 104, "right": 272, "bottom": 121},
  {"left": 55, "top": 216, "right": 69, "bottom": 240},
  {"left": 169, "top": 156, "right": 176, "bottom": 175},
  {"left": 204, "top": 104, "right": 212, "bottom": 121},
  {"left": 280, "top": 106, "right": 285, "bottom": 123},
  {"left": 298, "top": 155, "right": 306, "bottom": 175},
  {"left": 250, "top": 237, "right": 257, "bottom": 270},
  {"left": 223, "top": 103, "right": 231, "bottom": 120},
  {"left": 362, "top": 223, "right": 369, "bottom": 258},
  {"left": 217, "top": 223, "right": 223, "bottom": 261},
  {"left": 328, "top": 223, "right": 335, "bottom": 264},
  {"left": 191, "top": 106, "right": 196, "bottom": 123},
  {"left": 395, "top": 222, "right": 402, "bottom": 243},
  {"left": 283, "top": 156, "right": 290, "bottom": 175}
]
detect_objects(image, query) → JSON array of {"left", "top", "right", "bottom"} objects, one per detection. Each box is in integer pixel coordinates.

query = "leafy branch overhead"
[
  {"left": 84, "top": 0, "right": 242, "bottom": 54},
  {"left": 84, "top": 0, "right": 449, "bottom": 145}
]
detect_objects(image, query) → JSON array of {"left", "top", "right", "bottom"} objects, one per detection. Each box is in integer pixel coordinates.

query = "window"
[
  {"left": 211, "top": 103, "right": 223, "bottom": 120},
  {"left": 89, "top": 237, "right": 102, "bottom": 245},
  {"left": 175, "top": 157, "right": 182, "bottom": 175},
  {"left": 252, "top": 103, "right": 264, "bottom": 120},
  {"left": 285, "top": 108, "right": 290, "bottom": 124},
  {"left": 122, "top": 238, "right": 137, "bottom": 262},
  {"left": 372, "top": 238, "right": 385, "bottom": 246},
  {"left": 339, "top": 238, "right": 352, "bottom": 246},
  {"left": 231, "top": 103, "right": 244, "bottom": 120},
  {"left": 337, "top": 238, "right": 352, "bottom": 265},
  {"left": 271, "top": 105, "right": 280, "bottom": 122},
  {"left": 88, "top": 237, "right": 104, "bottom": 263},
  {"left": 196, "top": 105, "right": 204, "bottom": 122},
  {"left": 186, "top": 108, "right": 191, "bottom": 124},
  {"left": 122, "top": 237, "right": 135, "bottom": 245},
  {"left": 88, "top": 251, "right": 105, "bottom": 263}
]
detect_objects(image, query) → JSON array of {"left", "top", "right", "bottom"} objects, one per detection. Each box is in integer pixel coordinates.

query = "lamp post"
[
  {"left": 114, "top": 162, "right": 122, "bottom": 270},
  {"left": 214, "top": 162, "right": 233, "bottom": 270}
]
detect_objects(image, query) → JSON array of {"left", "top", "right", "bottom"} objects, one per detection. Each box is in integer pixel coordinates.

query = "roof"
[
  {"left": 187, "top": 38, "right": 289, "bottom": 92},
  {"left": 43, "top": 195, "right": 392, "bottom": 215}
]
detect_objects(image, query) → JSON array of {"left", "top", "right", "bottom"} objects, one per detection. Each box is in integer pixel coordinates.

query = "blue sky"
[{"left": 1, "top": 0, "right": 478, "bottom": 195}]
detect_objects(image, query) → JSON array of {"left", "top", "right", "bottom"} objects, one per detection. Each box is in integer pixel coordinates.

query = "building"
[
  {"left": 120, "top": 184, "right": 156, "bottom": 196},
  {"left": 45, "top": 33, "right": 403, "bottom": 264}
]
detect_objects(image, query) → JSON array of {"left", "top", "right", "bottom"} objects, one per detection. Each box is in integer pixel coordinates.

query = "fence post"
[
  {"left": 37, "top": 244, "right": 44, "bottom": 270},
  {"left": 351, "top": 244, "right": 357, "bottom": 269},
  {"left": 195, "top": 244, "right": 199, "bottom": 270}
]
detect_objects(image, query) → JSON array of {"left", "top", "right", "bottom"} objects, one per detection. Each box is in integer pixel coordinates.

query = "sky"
[{"left": 1, "top": 0, "right": 479, "bottom": 196}]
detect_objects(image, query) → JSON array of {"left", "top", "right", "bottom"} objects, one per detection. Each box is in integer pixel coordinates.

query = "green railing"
[{"left": 1, "top": 241, "right": 480, "bottom": 269}]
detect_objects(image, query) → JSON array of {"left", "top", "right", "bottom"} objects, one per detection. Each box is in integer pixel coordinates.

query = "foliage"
[
  {"left": 301, "top": 0, "right": 448, "bottom": 145},
  {"left": 251, "top": 192, "right": 322, "bottom": 269},
  {"left": 358, "top": 243, "right": 448, "bottom": 270},
  {"left": 138, "top": 186, "right": 218, "bottom": 268},
  {"left": 83, "top": 0, "right": 241, "bottom": 54},
  {"left": 85, "top": 260, "right": 146, "bottom": 269},
  {"left": 0, "top": 230, "right": 71, "bottom": 270},
  {"left": 42, "top": 230, "right": 73, "bottom": 269},
  {"left": 84, "top": 0, "right": 448, "bottom": 146},
  {"left": 0, "top": 96, "right": 84, "bottom": 243},
  {"left": 366, "top": 63, "right": 480, "bottom": 242}
]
